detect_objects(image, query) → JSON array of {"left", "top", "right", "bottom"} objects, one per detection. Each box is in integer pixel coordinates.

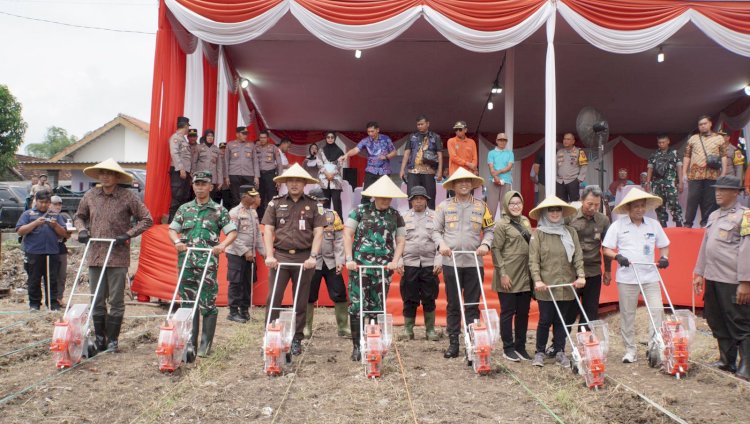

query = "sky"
[{"left": 0, "top": 0, "right": 158, "bottom": 154}]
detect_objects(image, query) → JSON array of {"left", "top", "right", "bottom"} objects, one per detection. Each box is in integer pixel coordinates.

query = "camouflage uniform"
[
  {"left": 345, "top": 202, "right": 406, "bottom": 317},
  {"left": 647, "top": 148, "right": 683, "bottom": 226},
  {"left": 170, "top": 198, "right": 236, "bottom": 317}
]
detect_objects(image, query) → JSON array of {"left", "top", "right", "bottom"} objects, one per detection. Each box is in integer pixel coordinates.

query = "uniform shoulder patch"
[
  {"left": 332, "top": 211, "right": 344, "bottom": 231},
  {"left": 741, "top": 210, "right": 750, "bottom": 237},
  {"left": 733, "top": 149, "right": 745, "bottom": 166},
  {"left": 578, "top": 149, "right": 588, "bottom": 166},
  {"left": 482, "top": 205, "right": 495, "bottom": 228}
]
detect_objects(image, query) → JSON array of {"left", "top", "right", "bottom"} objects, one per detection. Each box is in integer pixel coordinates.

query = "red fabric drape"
[
  {"left": 226, "top": 91, "right": 239, "bottom": 140},
  {"left": 174, "top": 0, "right": 283, "bottom": 23},
  {"left": 426, "top": 0, "right": 547, "bottom": 31},
  {"left": 143, "top": 0, "right": 186, "bottom": 223},
  {"left": 562, "top": 0, "right": 750, "bottom": 34},
  {"left": 202, "top": 56, "right": 218, "bottom": 133},
  {"left": 612, "top": 139, "right": 649, "bottom": 188}
]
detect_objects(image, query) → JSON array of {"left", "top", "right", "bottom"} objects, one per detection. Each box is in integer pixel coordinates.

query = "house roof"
[
  {"left": 19, "top": 161, "right": 146, "bottom": 171},
  {"left": 50, "top": 113, "right": 149, "bottom": 162}
]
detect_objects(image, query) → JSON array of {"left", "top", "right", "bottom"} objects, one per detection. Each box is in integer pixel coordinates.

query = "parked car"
[
  {"left": 0, "top": 182, "right": 29, "bottom": 228},
  {"left": 123, "top": 168, "right": 146, "bottom": 200}
]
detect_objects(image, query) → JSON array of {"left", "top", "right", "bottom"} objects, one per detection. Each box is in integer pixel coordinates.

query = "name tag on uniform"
[
  {"left": 643, "top": 244, "right": 652, "bottom": 255},
  {"left": 299, "top": 220, "right": 306, "bottom": 230},
  {"left": 594, "top": 233, "right": 601, "bottom": 240}
]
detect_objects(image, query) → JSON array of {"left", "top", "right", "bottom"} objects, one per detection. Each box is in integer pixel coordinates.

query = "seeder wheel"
[
  {"left": 648, "top": 345, "right": 659, "bottom": 368},
  {"left": 185, "top": 343, "right": 196, "bottom": 364},
  {"left": 86, "top": 337, "right": 98, "bottom": 358}
]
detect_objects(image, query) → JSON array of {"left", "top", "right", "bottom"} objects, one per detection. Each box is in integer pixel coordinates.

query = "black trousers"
[
  {"left": 309, "top": 263, "right": 347, "bottom": 303},
  {"left": 265, "top": 251, "right": 314, "bottom": 340},
  {"left": 498, "top": 291, "right": 532, "bottom": 351},
  {"left": 25, "top": 253, "right": 60, "bottom": 309},
  {"left": 169, "top": 168, "right": 191, "bottom": 222},
  {"left": 258, "top": 170, "right": 278, "bottom": 221},
  {"left": 556, "top": 179, "right": 580, "bottom": 202},
  {"left": 536, "top": 299, "right": 574, "bottom": 353},
  {"left": 322, "top": 188, "right": 343, "bottom": 219},
  {"left": 229, "top": 175, "right": 255, "bottom": 211},
  {"left": 704, "top": 280, "right": 750, "bottom": 342},
  {"left": 406, "top": 173, "right": 437, "bottom": 210},
  {"left": 360, "top": 172, "right": 380, "bottom": 204},
  {"left": 443, "top": 265, "right": 483, "bottom": 336},
  {"left": 565, "top": 275, "right": 602, "bottom": 325},
  {"left": 226, "top": 253, "right": 256, "bottom": 311},
  {"left": 685, "top": 179, "right": 717, "bottom": 228},
  {"left": 400, "top": 265, "right": 439, "bottom": 318}
]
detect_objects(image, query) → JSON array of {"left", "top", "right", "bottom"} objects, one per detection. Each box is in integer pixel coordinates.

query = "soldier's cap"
[
  {"left": 408, "top": 185, "right": 430, "bottom": 200},
  {"left": 83, "top": 158, "right": 134, "bottom": 184},
  {"left": 177, "top": 116, "right": 189, "bottom": 126},
  {"left": 192, "top": 171, "right": 212, "bottom": 183},
  {"left": 50, "top": 195, "right": 62, "bottom": 204},
  {"left": 442, "top": 167, "right": 484, "bottom": 191},
  {"left": 612, "top": 187, "right": 662, "bottom": 215},
  {"left": 452, "top": 121, "right": 467, "bottom": 130},
  {"left": 188, "top": 128, "right": 198, "bottom": 137},
  {"left": 236, "top": 126, "right": 248, "bottom": 134},
  {"left": 711, "top": 175, "right": 743, "bottom": 190},
  {"left": 361, "top": 175, "right": 407, "bottom": 199},
  {"left": 718, "top": 130, "right": 729, "bottom": 136},
  {"left": 240, "top": 184, "right": 259, "bottom": 196},
  {"left": 218, "top": 141, "right": 227, "bottom": 147},
  {"left": 308, "top": 187, "right": 327, "bottom": 201},
  {"left": 273, "top": 163, "right": 319, "bottom": 185},
  {"left": 529, "top": 195, "right": 577, "bottom": 220}
]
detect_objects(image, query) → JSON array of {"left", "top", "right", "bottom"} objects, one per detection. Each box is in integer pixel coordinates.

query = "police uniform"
[
  {"left": 194, "top": 142, "right": 224, "bottom": 188},
  {"left": 225, "top": 132, "right": 257, "bottom": 208},
  {"left": 306, "top": 199, "right": 349, "bottom": 338},
  {"left": 399, "top": 190, "right": 440, "bottom": 340},
  {"left": 432, "top": 170, "right": 494, "bottom": 357},
  {"left": 255, "top": 142, "right": 284, "bottom": 220},
  {"left": 648, "top": 148, "right": 684, "bottom": 227},
  {"left": 170, "top": 171, "right": 237, "bottom": 355},
  {"left": 226, "top": 185, "right": 265, "bottom": 322},
  {"left": 169, "top": 130, "right": 193, "bottom": 220},
  {"left": 262, "top": 188, "right": 326, "bottom": 344},
  {"left": 556, "top": 147, "right": 588, "bottom": 202},
  {"left": 694, "top": 176, "right": 750, "bottom": 379}
]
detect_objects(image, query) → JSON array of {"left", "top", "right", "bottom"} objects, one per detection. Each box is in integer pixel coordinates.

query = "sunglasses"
[
  {"left": 547, "top": 207, "right": 563, "bottom": 212},
  {"left": 496, "top": 138, "right": 508, "bottom": 141}
]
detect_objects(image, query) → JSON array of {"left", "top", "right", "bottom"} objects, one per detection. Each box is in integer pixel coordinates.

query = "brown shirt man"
[
  {"left": 262, "top": 193, "right": 327, "bottom": 251},
  {"left": 566, "top": 209, "right": 611, "bottom": 277}
]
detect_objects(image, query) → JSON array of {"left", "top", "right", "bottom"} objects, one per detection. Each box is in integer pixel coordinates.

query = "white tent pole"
[
  {"left": 215, "top": 46, "right": 229, "bottom": 144},
  {"left": 544, "top": 12, "right": 557, "bottom": 197},
  {"left": 184, "top": 42, "right": 204, "bottom": 135},
  {"left": 504, "top": 47, "right": 516, "bottom": 188}
]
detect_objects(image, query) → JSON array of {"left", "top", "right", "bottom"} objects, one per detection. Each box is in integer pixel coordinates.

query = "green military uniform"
[
  {"left": 648, "top": 148, "right": 683, "bottom": 227},
  {"left": 345, "top": 202, "right": 406, "bottom": 317},
  {"left": 170, "top": 194, "right": 236, "bottom": 317}
]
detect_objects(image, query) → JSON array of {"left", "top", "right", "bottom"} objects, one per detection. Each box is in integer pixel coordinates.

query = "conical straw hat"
[
  {"left": 612, "top": 187, "right": 662, "bottom": 215},
  {"left": 442, "top": 167, "right": 484, "bottom": 190},
  {"left": 273, "top": 162, "right": 319, "bottom": 184},
  {"left": 361, "top": 175, "right": 407, "bottom": 199},
  {"left": 528, "top": 195, "right": 577, "bottom": 220},
  {"left": 83, "top": 158, "right": 133, "bottom": 183}
]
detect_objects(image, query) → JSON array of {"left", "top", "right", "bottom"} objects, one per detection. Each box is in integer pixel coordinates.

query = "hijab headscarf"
[
  {"left": 536, "top": 209, "right": 575, "bottom": 262},
  {"left": 322, "top": 132, "right": 344, "bottom": 163},
  {"left": 201, "top": 129, "right": 215, "bottom": 146}
]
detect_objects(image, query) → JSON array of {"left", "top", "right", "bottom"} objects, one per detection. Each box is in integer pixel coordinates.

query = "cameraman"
[{"left": 16, "top": 191, "right": 68, "bottom": 311}]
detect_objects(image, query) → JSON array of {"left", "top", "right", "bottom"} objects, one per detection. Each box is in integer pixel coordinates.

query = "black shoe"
[
  {"left": 545, "top": 344, "right": 558, "bottom": 358},
  {"left": 444, "top": 335, "right": 460, "bottom": 358},
  {"left": 227, "top": 310, "right": 246, "bottom": 323},
  {"left": 291, "top": 338, "right": 302, "bottom": 356},
  {"left": 515, "top": 348, "right": 532, "bottom": 361},
  {"left": 240, "top": 309, "right": 250, "bottom": 321},
  {"left": 29, "top": 305, "right": 41, "bottom": 312},
  {"left": 711, "top": 338, "right": 738, "bottom": 373},
  {"left": 351, "top": 345, "right": 361, "bottom": 362},
  {"left": 503, "top": 348, "right": 521, "bottom": 362},
  {"left": 107, "top": 340, "right": 119, "bottom": 352},
  {"left": 735, "top": 338, "right": 750, "bottom": 381},
  {"left": 93, "top": 315, "right": 107, "bottom": 352}
]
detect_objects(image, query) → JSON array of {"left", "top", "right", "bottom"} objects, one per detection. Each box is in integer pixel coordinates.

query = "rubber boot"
[
  {"left": 399, "top": 317, "right": 415, "bottom": 341},
  {"left": 710, "top": 338, "right": 738, "bottom": 373},
  {"left": 334, "top": 303, "right": 351, "bottom": 338},
  {"left": 303, "top": 303, "right": 314, "bottom": 339},
  {"left": 424, "top": 311, "right": 439, "bottom": 341},
  {"left": 198, "top": 314, "right": 217, "bottom": 357},
  {"left": 227, "top": 307, "right": 246, "bottom": 323},
  {"left": 105, "top": 315, "right": 123, "bottom": 352},
  {"left": 93, "top": 315, "right": 107, "bottom": 352},
  {"left": 735, "top": 338, "right": 750, "bottom": 381},
  {"left": 350, "top": 316, "right": 361, "bottom": 362},
  {"left": 444, "top": 334, "right": 460, "bottom": 358}
]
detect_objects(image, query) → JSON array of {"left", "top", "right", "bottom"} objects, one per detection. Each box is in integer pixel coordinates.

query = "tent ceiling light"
[
  {"left": 487, "top": 101, "right": 494, "bottom": 110},
  {"left": 657, "top": 47, "right": 665, "bottom": 63},
  {"left": 744, "top": 84, "right": 750, "bottom": 96},
  {"left": 355, "top": 49, "right": 362, "bottom": 59},
  {"left": 491, "top": 81, "right": 503, "bottom": 94},
  {"left": 239, "top": 78, "right": 250, "bottom": 89}
]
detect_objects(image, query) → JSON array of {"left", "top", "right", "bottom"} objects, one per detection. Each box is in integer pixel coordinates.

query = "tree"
[
  {"left": 26, "top": 126, "right": 78, "bottom": 159},
  {"left": 0, "top": 85, "right": 28, "bottom": 170}
]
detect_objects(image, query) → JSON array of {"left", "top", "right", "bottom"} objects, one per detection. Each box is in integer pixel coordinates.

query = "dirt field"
[{"left": 1, "top": 243, "right": 749, "bottom": 423}]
